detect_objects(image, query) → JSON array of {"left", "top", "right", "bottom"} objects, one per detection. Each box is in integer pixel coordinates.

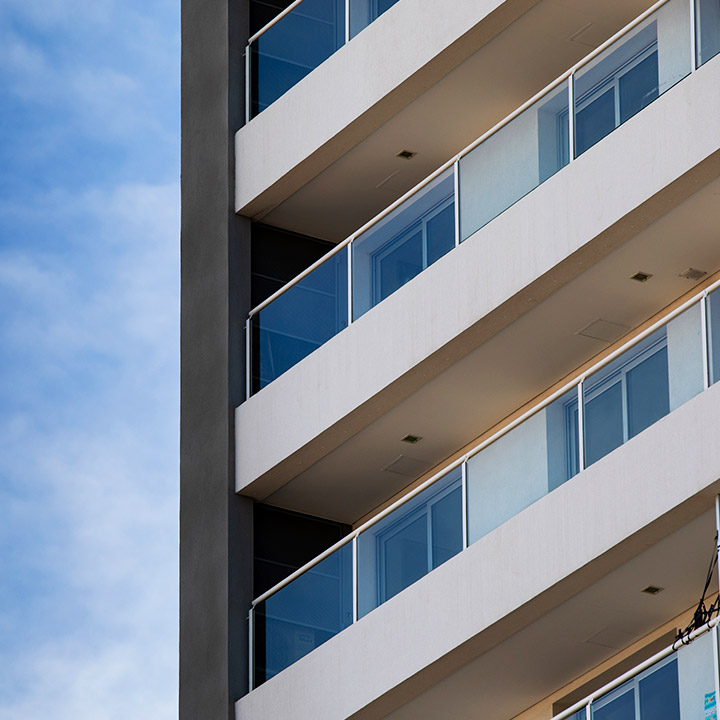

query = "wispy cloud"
[
  {"left": 0, "top": 180, "right": 179, "bottom": 719},
  {"left": 0, "top": 0, "right": 180, "bottom": 716}
]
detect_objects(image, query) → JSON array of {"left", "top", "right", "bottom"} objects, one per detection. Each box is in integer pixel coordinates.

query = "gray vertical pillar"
[{"left": 180, "top": 0, "right": 253, "bottom": 717}]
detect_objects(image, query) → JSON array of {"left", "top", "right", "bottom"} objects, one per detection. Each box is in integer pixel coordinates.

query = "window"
[
  {"left": 557, "top": 24, "right": 660, "bottom": 161},
  {"left": 575, "top": 42, "right": 658, "bottom": 156},
  {"left": 565, "top": 331, "right": 669, "bottom": 474},
  {"left": 371, "top": 196, "right": 454, "bottom": 305},
  {"left": 591, "top": 656, "right": 680, "bottom": 720},
  {"left": 376, "top": 476, "right": 462, "bottom": 605}
]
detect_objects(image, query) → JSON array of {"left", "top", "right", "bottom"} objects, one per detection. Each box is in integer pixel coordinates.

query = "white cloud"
[
  {"left": 0, "top": 0, "right": 178, "bottom": 145},
  {"left": 0, "top": 179, "right": 180, "bottom": 719},
  {"left": 0, "top": 0, "right": 181, "bottom": 712}
]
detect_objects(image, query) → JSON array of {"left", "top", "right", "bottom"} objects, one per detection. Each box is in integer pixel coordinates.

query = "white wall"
[
  {"left": 236, "top": 382, "right": 720, "bottom": 720},
  {"left": 236, "top": 59, "right": 720, "bottom": 495},
  {"left": 235, "top": 0, "right": 536, "bottom": 214}
]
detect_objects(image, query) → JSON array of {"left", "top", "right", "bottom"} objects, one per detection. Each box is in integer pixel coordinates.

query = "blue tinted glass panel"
[
  {"left": 431, "top": 485, "right": 462, "bottom": 568},
  {"left": 252, "top": 0, "right": 345, "bottom": 116},
  {"left": 639, "top": 659, "right": 680, "bottom": 720},
  {"left": 594, "top": 690, "right": 636, "bottom": 720},
  {"left": 349, "top": 0, "right": 401, "bottom": 38},
  {"left": 584, "top": 380, "right": 623, "bottom": 467},
  {"left": 697, "top": 0, "right": 720, "bottom": 67},
  {"left": 426, "top": 202, "right": 455, "bottom": 266},
  {"left": 626, "top": 345, "right": 669, "bottom": 438},
  {"left": 254, "top": 543, "right": 353, "bottom": 685},
  {"left": 377, "top": 227, "right": 423, "bottom": 302},
  {"left": 575, "top": 86, "right": 615, "bottom": 156},
  {"left": 559, "top": 399, "right": 580, "bottom": 485},
  {"left": 253, "top": 248, "right": 347, "bottom": 391},
  {"left": 357, "top": 467, "right": 462, "bottom": 618},
  {"left": 708, "top": 289, "right": 720, "bottom": 385},
  {"left": 619, "top": 51, "right": 659, "bottom": 123},
  {"left": 382, "top": 514, "right": 427, "bottom": 602},
  {"left": 352, "top": 170, "right": 454, "bottom": 320},
  {"left": 573, "top": 9, "right": 690, "bottom": 158}
]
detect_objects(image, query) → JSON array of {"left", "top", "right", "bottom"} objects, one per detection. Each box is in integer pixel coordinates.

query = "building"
[{"left": 180, "top": 1, "right": 720, "bottom": 719}]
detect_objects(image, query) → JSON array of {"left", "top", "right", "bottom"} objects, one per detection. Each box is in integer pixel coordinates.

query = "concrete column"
[{"left": 180, "top": 0, "right": 252, "bottom": 717}]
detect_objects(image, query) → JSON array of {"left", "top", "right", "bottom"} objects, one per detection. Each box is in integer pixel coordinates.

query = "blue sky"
[{"left": 0, "top": 0, "right": 179, "bottom": 716}]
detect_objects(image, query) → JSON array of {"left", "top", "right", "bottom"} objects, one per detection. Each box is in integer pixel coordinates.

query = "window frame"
[
  {"left": 591, "top": 654, "right": 679, "bottom": 720},
  {"left": 564, "top": 333, "right": 668, "bottom": 476},
  {"left": 557, "top": 32, "right": 659, "bottom": 162},
  {"left": 375, "top": 476, "right": 462, "bottom": 605},
  {"left": 370, "top": 194, "right": 454, "bottom": 306}
]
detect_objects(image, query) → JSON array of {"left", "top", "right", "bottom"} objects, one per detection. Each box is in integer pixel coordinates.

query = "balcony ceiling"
[
  {"left": 256, "top": 175, "right": 720, "bottom": 525},
  {"left": 252, "top": 0, "right": 655, "bottom": 242},
  {"left": 380, "top": 509, "right": 716, "bottom": 720}
]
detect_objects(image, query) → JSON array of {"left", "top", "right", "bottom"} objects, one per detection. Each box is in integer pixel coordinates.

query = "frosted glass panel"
[{"left": 459, "top": 81, "right": 569, "bottom": 241}]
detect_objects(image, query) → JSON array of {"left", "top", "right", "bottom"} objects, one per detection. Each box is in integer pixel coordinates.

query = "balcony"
[
  {"left": 247, "top": 281, "right": 720, "bottom": 687},
  {"left": 236, "top": 0, "right": 661, "bottom": 226},
  {"left": 237, "top": 50, "right": 720, "bottom": 519},
  {"left": 245, "top": 0, "right": 720, "bottom": 396},
  {"left": 247, "top": 0, "right": 402, "bottom": 119},
  {"left": 556, "top": 625, "right": 718, "bottom": 720},
  {"left": 238, "top": 377, "right": 720, "bottom": 717}
]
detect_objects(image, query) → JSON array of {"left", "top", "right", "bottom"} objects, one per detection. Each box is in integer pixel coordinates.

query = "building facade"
[{"left": 180, "top": 1, "right": 720, "bottom": 718}]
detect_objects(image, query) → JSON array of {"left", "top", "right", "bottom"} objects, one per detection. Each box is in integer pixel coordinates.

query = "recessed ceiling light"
[
  {"left": 631, "top": 271, "right": 652, "bottom": 283},
  {"left": 641, "top": 585, "right": 664, "bottom": 595},
  {"left": 396, "top": 150, "right": 417, "bottom": 160},
  {"left": 679, "top": 268, "right": 707, "bottom": 281},
  {"left": 401, "top": 434, "right": 422, "bottom": 444}
]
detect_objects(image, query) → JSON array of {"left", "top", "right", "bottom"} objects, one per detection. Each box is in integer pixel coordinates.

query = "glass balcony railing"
[
  {"left": 245, "top": 0, "right": 720, "bottom": 397},
  {"left": 556, "top": 623, "right": 718, "bottom": 720},
  {"left": 253, "top": 542, "right": 353, "bottom": 685},
  {"left": 248, "top": 282, "right": 720, "bottom": 687},
  {"left": 246, "top": 0, "right": 400, "bottom": 119},
  {"left": 250, "top": 247, "right": 348, "bottom": 392}
]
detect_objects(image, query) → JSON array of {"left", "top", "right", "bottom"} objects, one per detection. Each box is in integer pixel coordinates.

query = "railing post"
[
  {"left": 577, "top": 379, "right": 586, "bottom": 472},
  {"left": 585, "top": 700, "right": 592, "bottom": 720},
  {"left": 345, "top": 0, "right": 351, "bottom": 43},
  {"left": 245, "top": 317, "right": 252, "bottom": 400},
  {"left": 245, "top": 45, "right": 252, "bottom": 126},
  {"left": 453, "top": 159, "right": 461, "bottom": 247},
  {"left": 568, "top": 73, "right": 576, "bottom": 162},
  {"left": 461, "top": 461, "right": 469, "bottom": 549},
  {"left": 714, "top": 622, "right": 720, "bottom": 717},
  {"left": 702, "top": 292, "right": 711, "bottom": 389},
  {"left": 248, "top": 606, "right": 255, "bottom": 692},
  {"left": 714, "top": 496, "right": 720, "bottom": 706},
  {"left": 715, "top": 495, "right": 720, "bottom": 594},
  {"left": 352, "top": 535, "right": 359, "bottom": 622},
  {"left": 690, "top": 0, "right": 698, "bottom": 71},
  {"left": 347, "top": 242, "right": 354, "bottom": 326}
]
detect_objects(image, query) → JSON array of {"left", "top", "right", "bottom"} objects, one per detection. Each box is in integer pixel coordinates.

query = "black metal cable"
[{"left": 676, "top": 532, "right": 720, "bottom": 645}]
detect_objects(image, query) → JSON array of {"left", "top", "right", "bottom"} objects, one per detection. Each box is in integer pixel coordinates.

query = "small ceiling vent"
[
  {"left": 641, "top": 585, "right": 664, "bottom": 595},
  {"left": 577, "top": 319, "right": 629, "bottom": 343},
  {"left": 382, "top": 454, "right": 431, "bottom": 478},
  {"left": 679, "top": 268, "right": 707, "bottom": 281}
]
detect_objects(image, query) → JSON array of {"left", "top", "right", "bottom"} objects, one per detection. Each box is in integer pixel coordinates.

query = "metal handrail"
[
  {"left": 251, "top": 273, "right": 720, "bottom": 608},
  {"left": 248, "top": 0, "right": 307, "bottom": 46},
  {"left": 552, "top": 619, "right": 719, "bottom": 720},
  {"left": 246, "top": 0, "right": 671, "bottom": 319}
]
